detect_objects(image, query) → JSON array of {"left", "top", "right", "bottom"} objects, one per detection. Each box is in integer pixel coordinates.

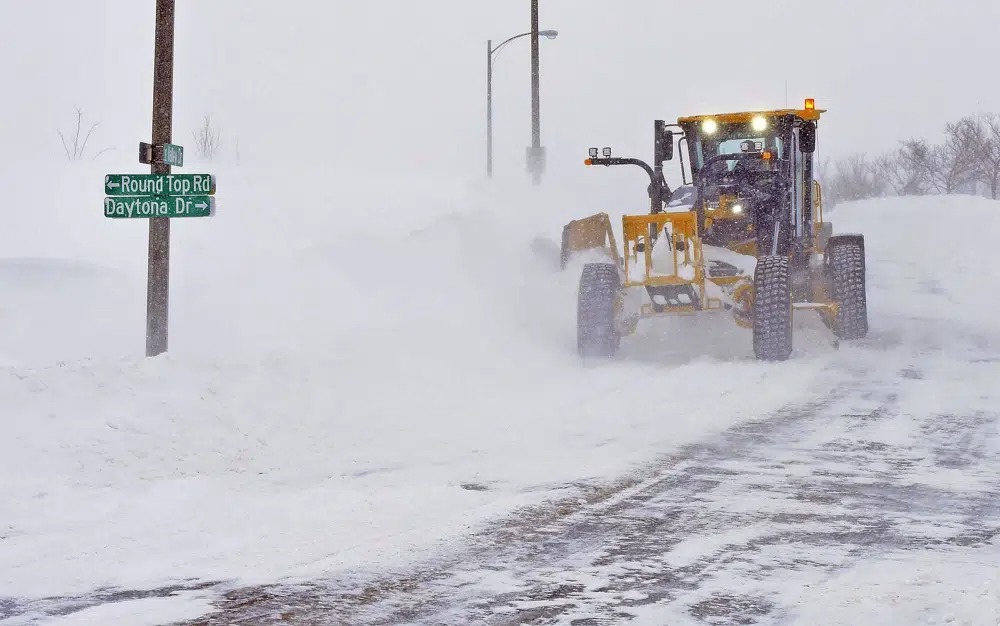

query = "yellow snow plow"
[{"left": 564, "top": 100, "right": 868, "bottom": 361}]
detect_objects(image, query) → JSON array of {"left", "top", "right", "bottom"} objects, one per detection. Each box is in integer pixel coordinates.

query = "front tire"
[
  {"left": 577, "top": 263, "right": 622, "bottom": 358},
  {"left": 829, "top": 240, "right": 868, "bottom": 340},
  {"left": 752, "top": 255, "right": 793, "bottom": 361}
]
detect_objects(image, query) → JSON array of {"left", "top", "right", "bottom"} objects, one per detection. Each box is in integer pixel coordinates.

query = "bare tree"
[
  {"left": 895, "top": 138, "right": 938, "bottom": 195},
  {"left": 57, "top": 106, "right": 112, "bottom": 161},
  {"left": 968, "top": 113, "right": 1000, "bottom": 199},
  {"left": 821, "top": 111, "right": 1000, "bottom": 204},
  {"left": 824, "top": 153, "right": 885, "bottom": 206},
  {"left": 872, "top": 142, "right": 929, "bottom": 197},
  {"left": 193, "top": 114, "right": 222, "bottom": 160},
  {"left": 871, "top": 153, "right": 903, "bottom": 196},
  {"left": 924, "top": 119, "right": 979, "bottom": 194}
]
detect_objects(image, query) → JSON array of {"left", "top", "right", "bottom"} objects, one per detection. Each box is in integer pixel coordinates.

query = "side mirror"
[
  {"left": 800, "top": 121, "right": 816, "bottom": 153},
  {"left": 654, "top": 120, "right": 674, "bottom": 163},
  {"left": 663, "top": 130, "right": 674, "bottom": 161}
]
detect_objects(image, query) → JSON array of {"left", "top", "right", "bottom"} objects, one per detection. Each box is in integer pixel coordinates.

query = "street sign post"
[
  {"left": 105, "top": 196, "right": 214, "bottom": 218},
  {"left": 146, "top": 0, "right": 175, "bottom": 358},
  {"left": 105, "top": 173, "right": 215, "bottom": 196}
]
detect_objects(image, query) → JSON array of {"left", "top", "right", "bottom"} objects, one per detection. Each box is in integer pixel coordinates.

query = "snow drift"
[{"left": 1, "top": 161, "right": 998, "bottom": 615}]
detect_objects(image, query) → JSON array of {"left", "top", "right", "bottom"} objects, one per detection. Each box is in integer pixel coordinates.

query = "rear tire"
[
  {"left": 752, "top": 255, "right": 793, "bottom": 361},
  {"left": 577, "top": 263, "right": 622, "bottom": 358},
  {"left": 829, "top": 241, "right": 868, "bottom": 340}
]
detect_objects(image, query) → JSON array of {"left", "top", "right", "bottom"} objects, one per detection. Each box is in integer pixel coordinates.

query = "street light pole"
[
  {"left": 487, "top": 39, "right": 493, "bottom": 178},
  {"left": 486, "top": 29, "right": 558, "bottom": 179},
  {"left": 529, "top": 0, "right": 541, "bottom": 185}
]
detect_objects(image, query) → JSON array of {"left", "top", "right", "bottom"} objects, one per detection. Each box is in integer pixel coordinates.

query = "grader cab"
[{"left": 563, "top": 99, "right": 868, "bottom": 361}]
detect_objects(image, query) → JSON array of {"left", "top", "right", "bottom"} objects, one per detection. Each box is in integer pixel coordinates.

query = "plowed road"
[{"left": 179, "top": 320, "right": 1000, "bottom": 625}]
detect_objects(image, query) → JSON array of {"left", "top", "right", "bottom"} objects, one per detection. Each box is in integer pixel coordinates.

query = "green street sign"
[
  {"left": 105, "top": 174, "right": 215, "bottom": 196},
  {"left": 163, "top": 143, "right": 184, "bottom": 167},
  {"left": 104, "top": 196, "right": 215, "bottom": 219}
]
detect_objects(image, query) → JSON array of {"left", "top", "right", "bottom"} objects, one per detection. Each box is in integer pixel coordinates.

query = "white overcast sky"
[{"left": 2, "top": 0, "right": 999, "bottom": 184}]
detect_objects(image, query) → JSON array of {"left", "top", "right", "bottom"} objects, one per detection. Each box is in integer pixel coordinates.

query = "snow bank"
[{"left": 829, "top": 194, "right": 1000, "bottom": 341}]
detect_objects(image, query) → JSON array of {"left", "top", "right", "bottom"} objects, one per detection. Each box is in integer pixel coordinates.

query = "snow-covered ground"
[
  {"left": 1, "top": 162, "right": 999, "bottom": 625},
  {"left": 0, "top": 163, "right": 814, "bottom": 608}
]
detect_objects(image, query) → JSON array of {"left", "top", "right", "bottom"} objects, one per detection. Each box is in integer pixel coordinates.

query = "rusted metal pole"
[{"left": 146, "top": 0, "right": 174, "bottom": 357}]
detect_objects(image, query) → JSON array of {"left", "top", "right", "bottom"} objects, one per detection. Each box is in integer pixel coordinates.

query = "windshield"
[{"left": 693, "top": 124, "right": 785, "bottom": 173}]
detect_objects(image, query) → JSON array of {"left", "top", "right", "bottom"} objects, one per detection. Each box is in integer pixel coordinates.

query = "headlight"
[
  {"left": 732, "top": 204, "right": 744, "bottom": 214},
  {"left": 751, "top": 116, "right": 768, "bottom": 132},
  {"left": 702, "top": 119, "right": 718, "bottom": 135}
]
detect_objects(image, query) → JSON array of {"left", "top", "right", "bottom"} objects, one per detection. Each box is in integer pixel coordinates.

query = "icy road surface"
[
  {"left": 2, "top": 170, "right": 999, "bottom": 625},
  {"left": 171, "top": 320, "right": 1000, "bottom": 625}
]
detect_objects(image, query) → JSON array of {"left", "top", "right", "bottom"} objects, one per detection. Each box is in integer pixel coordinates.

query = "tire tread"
[
  {"left": 753, "top": 255, "right": 793, "bottom": 361},
  {"left": 577, "top": 263, "right": 621, "bottom": 358},
  {"left": 829, "top": 242, "right": 868, "bottom": 340}
]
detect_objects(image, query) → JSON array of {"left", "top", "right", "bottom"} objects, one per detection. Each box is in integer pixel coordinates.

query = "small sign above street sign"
[
  {"left": 104, "top": 196, "right": 215, "bottom": 219},
  {"left": 162, "top": 143, "right": 184, "bottom": 167},
  {"left": 105, "top": 174, "right": 215, "bottom": 196},
  {"left": 138, "top": 142, "right": 185, "bottom": 167}
]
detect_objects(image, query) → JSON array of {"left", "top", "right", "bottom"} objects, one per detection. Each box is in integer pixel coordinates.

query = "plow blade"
[{"left": 560, "top": 213, "right": 622, "bottom": 270}]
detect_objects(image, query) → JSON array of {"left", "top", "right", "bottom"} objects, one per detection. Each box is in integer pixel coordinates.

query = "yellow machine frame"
[{"left": 563, "top": 100, "right": 841, "bottom": 335}]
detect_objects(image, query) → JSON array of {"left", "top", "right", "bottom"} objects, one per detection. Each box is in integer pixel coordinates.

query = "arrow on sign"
[
  {"left": 105, "top": 176, "right": 121, "bottom": 192},
  {"left": 195, "top": 202, "right": 209, "bottom": 210}
]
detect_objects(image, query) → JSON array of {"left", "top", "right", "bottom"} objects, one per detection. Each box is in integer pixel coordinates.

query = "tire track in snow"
[{"left": 175, "top": 328, "right": 1000, "bottom": 626}]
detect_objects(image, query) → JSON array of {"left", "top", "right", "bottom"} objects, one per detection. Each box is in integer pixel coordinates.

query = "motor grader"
[{"left": 562, "top": 99, "right": 868, "bottom": 361}]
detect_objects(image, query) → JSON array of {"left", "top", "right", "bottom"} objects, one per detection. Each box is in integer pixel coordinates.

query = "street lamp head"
[{"left": 540, "top": 30, "right": 559, "bottom": 39}]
